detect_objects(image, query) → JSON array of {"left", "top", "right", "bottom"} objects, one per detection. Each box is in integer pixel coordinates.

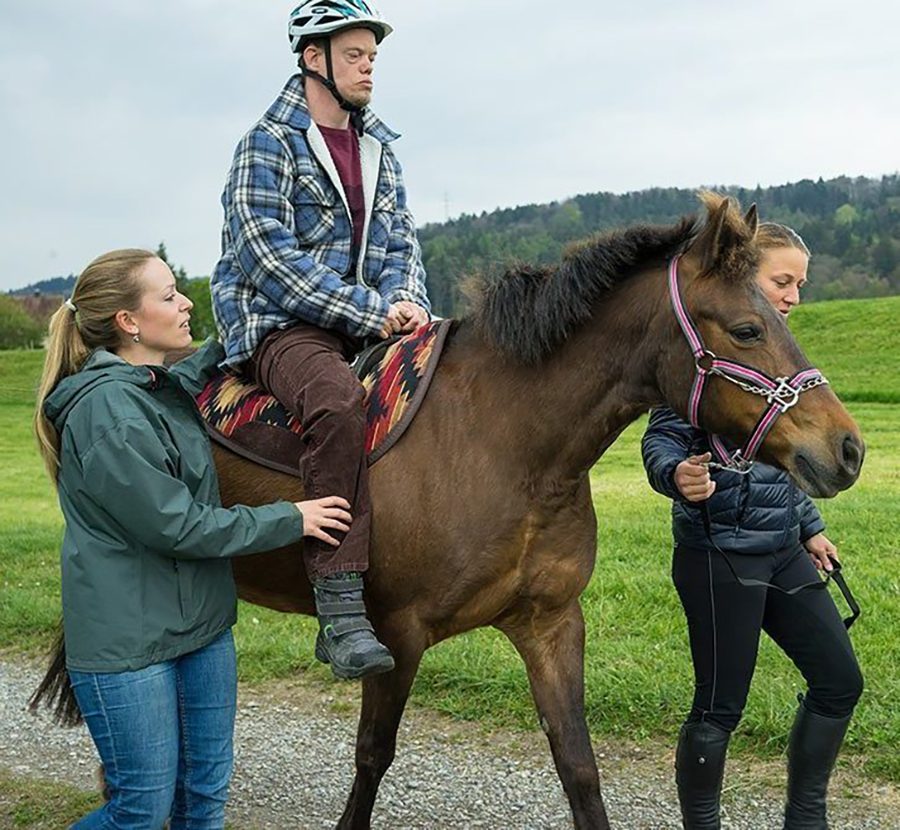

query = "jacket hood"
[{"left": 44, "top": 349, "right": 158, "bottom": 431}]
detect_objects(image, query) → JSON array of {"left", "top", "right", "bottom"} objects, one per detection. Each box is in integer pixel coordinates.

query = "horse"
[
  {"left": 212, "top": 194, "right": 864, "bottom": 829},
  {"left": 33, "top": 193, "right": 864, "bottom": 829}
]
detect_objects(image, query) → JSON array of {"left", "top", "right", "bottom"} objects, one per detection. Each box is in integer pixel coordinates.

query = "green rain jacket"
[{"left": 44, "top": 340, "right": 303, "bottom": 672}]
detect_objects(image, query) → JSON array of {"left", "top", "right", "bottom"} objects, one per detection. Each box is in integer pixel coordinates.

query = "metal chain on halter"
[{"left": 708, "top": 369, "right": 829, "bottom": 410}]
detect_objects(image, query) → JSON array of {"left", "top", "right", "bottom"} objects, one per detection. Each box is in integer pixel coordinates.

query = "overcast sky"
[{"left": 1, "top": 0, "right": 898, "bottom": 291}]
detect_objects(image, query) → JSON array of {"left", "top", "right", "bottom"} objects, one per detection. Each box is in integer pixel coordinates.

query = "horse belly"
[{"left": 213, "top": 445, "right": 315, "bottom": 614}]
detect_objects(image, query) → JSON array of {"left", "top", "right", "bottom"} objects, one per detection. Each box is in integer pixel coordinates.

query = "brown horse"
[
  {"left": 32, "top": 194, "right": 864, "bottom": 828},
  {"left": 211, "top": 194, "right": 863, "bottom": 829}
]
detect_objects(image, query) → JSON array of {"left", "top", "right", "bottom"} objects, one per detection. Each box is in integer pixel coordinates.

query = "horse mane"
[{"left": 466, "top": 216, "right": 698, "bottom": 365}]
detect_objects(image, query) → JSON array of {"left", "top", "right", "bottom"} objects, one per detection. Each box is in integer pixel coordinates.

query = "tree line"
[
  {"left": 4, "top": 174, "right": 899, "bottom": 347},
  {"left": 419, "top": 174, "right": 900, "bottom": 316}
]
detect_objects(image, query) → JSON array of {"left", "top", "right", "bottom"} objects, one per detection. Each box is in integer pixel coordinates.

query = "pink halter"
[{"left": 667, "top": 255, "right": 829, "bottom": 473}]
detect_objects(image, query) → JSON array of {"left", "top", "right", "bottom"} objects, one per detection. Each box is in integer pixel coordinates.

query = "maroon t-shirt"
[{"left": 318, "top": 124, "right": 365, "bottom": 262}]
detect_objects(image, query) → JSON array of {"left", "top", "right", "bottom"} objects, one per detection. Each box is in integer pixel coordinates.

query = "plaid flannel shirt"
[{"left": 211, "top": 74, "right": 430, "bottom": 367}]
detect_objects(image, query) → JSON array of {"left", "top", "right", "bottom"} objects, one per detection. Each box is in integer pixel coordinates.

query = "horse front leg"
[
  {"left": 500, "top": 601, "right": 611, "bottom": 830},
  {"left": 336, "top": 625, "right": 424, "bottom": 830}
]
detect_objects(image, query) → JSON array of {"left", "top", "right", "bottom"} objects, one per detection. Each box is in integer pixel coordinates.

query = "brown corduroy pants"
[{"left": 251, "top": 323, "right": 370, "bottom": 580}]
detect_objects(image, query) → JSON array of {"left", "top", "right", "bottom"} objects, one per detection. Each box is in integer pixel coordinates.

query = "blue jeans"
[{"left": 68, "top": 629, "right": 237, "bottom": 830}]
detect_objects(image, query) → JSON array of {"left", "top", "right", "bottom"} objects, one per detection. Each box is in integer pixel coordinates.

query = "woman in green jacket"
[{"left": 33, "top": 249, "right": 351, "bottom": 830}]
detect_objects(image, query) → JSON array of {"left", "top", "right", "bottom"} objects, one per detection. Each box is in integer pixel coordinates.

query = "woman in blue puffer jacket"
[{"left": 642, "top": 224, "right": 862, "bottom": 830}]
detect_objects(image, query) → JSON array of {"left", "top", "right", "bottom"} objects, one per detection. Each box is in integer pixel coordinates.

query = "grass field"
[
  {"left": 0, "top": 770, "right": 101, "bottom": 830},
  {"left": 0, "top": 769, "right": 244, "bottom": 830},
  {"left": 789, "top": 295, "right": 900, "bottom": 403},
  {"left": 1, "top": 296, "right": 898, "bottom": 786}
]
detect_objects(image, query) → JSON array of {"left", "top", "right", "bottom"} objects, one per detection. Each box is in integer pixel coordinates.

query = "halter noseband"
[{"left": 667, "top": 255, "right": 829, "bottom": 474}]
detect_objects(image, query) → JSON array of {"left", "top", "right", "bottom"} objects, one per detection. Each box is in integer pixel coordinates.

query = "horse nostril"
[{"left": 842, "top": 435, "right": 863, "bottom": 475}]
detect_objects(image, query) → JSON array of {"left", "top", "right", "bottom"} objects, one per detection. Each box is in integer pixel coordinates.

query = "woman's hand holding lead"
[{"left": 674, "top": 452, "right": 717, "bottom": 502}]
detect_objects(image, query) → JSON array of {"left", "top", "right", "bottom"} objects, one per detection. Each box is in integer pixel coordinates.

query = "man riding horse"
[{"left": 210, "top": 0, "right": 430, "bottom": 680}]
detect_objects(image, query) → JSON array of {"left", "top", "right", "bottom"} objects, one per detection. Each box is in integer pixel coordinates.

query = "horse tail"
[{"left": 28, "top": 625, "right": 83, "bottom": 727}]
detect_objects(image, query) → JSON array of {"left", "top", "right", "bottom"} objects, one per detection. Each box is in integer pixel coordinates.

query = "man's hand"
[
  {"left": 378, "top": 304, "right": 405, "bottom": 339},
  {"left": 393, "top": 301, "right": 429, "bottom": 333},
  {"left": 674, "top": 452, "right": 716, "bottom": 502},
  {"left": 804, "top": 532, "right": 838, "bottom": 572}
]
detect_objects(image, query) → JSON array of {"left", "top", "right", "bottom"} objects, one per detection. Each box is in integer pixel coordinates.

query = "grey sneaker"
[{"left": 313, "top": 572, "right": 395, "bottom": 680}]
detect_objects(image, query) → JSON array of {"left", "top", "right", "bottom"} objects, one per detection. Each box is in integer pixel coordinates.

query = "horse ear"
[
  {"left": 693, "top": 197, "right": 733, "bottom": 273},
  {"left": 744, "top": 203, "right": 759, "bottom": 238}
]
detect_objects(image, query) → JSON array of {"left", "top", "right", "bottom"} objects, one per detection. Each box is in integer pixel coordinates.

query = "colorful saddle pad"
[{"left": 196, "top": 319, "right": 452, "bottom": 476}]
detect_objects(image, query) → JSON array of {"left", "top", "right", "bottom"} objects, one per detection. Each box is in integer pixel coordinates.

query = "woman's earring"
[{"left": 132, "top": 332, "right": 141, "bottom": 343}]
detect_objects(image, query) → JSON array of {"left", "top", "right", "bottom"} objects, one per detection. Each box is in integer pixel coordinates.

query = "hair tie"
[{"left": 64, "top": 298, "right": 77, "bottom": 313}]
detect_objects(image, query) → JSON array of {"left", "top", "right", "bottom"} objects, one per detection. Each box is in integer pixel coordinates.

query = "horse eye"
[{"left": 730, "top": 324, "right": 761, "bottom": 342}]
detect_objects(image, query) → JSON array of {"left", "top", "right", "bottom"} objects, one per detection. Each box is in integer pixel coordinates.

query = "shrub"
[{"left": 0, "top": 295, "right": 45, "bottom": 349}]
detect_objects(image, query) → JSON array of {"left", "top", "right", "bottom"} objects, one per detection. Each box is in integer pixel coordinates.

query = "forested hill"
[
  {"left": 420, "top": 174, "right": 900, "bottom": 317},
  {"left": 10, "top": 275, "right": 76, "bottom": 297}
]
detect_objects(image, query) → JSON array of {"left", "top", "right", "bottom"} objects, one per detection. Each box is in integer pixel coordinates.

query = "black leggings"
[{"left": 673, "top": 544, "right": 863, "bottom": 733}]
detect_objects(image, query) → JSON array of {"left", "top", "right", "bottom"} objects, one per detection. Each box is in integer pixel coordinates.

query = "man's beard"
[{"left": 342, "top": 87, "right": 372, "bottom": 109}]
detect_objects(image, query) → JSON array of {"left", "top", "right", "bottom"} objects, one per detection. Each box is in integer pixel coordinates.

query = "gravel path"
[{"left": 1, "top": 660, "right": 896, "bottom": 829}]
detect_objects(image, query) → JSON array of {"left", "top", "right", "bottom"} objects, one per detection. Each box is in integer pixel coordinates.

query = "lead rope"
[{"left": 699, "top": 506, "right": 859, "bottom": 628}]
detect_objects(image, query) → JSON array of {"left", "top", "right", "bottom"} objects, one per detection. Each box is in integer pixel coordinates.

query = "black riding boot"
[
  {"left": 313, "top": 572, "right": 395, "bottom": 680},
  {"left": 675, "top": 720, "right": 731, "bottom": 829},
  {"left": 783, "top": 699, "right": 851, "bottom": 829}
]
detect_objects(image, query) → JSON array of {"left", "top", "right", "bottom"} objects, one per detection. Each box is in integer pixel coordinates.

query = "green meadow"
[{"left": 1, "top": 296, "right": 898, "bottom": 782}]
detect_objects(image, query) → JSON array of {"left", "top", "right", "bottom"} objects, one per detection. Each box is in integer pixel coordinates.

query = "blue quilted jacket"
[{"left": 641, "top": 407, "right": 825, "bottom": 554}]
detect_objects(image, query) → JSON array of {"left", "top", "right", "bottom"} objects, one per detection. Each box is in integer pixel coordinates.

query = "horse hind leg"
[
  {"left": 499, "top": 601, "right": 611, "bottom": 830},
  {"left": 336, "top": 625, "right": 425, "bottom": 830}
]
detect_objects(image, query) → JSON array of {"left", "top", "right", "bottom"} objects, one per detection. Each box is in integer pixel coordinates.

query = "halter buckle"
[{"left": 768, "top": 378, "right": 800, "bottom": 412}]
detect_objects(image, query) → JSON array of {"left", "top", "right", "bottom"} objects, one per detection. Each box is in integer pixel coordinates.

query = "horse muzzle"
[{"left": 793, "top": 432, "right": 865, "bottom": 498}]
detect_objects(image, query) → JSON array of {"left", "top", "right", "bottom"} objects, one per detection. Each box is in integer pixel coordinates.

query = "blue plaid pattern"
[{"left": 211, "top": 74, "right": 429, "bottom": 367}]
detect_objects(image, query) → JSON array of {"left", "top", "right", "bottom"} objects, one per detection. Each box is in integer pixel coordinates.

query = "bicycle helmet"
[{"left": 288, "top": 1, "right": 392, "bottom": 52}]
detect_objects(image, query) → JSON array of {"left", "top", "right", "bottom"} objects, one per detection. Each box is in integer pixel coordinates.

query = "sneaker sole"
[{"left": 315, "top": 638, "right": 396, "bottom": 680}]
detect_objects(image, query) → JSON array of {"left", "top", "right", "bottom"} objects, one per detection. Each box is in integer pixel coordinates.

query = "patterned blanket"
[{"left": 195, "top": 319, "right": 452, "bottom": 475}]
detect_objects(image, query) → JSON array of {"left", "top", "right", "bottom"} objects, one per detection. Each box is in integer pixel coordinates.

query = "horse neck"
[{"left": 469, "top": 265, "right": 670, "bottom": 482}]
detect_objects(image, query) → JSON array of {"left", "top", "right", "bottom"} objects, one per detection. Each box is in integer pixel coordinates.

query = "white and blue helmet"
[{"left": 288, "top": 0, "right": 393, "bottom": 53}]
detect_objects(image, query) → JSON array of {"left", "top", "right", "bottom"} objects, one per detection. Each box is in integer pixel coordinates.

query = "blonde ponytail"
[
  {"left": 33, "top": 306, "right": 90, "bottom": 480},
  {"left": 33, "top": 249, "right": 155, "bottom": 482}
]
